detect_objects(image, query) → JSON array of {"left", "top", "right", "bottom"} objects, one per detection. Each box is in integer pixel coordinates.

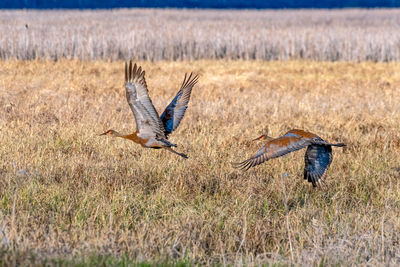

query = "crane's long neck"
[{"left": 117, "top": 131, "right": 141, "bottom": 143}]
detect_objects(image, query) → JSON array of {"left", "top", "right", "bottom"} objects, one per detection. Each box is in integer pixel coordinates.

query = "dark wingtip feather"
[
  {"left": 231, "top": 159, "right": 251, "bottom": 171},
  {"left": 186, "top": 73, "right": 193, "bottom": 85},
  {"left": 125, "top": 61, "right": 147, "bottom": 88},
  {"left": 182, "top": 73, "right": 188, "bottom": 88},
  {"left": 125, "top": 61, "right": 128, "bottom": 82},
  {"left": 231, "top": 162, "right": 242, "bottom": 168},
  {"left": 181, "top": 72, "right": 199, "bottom": 90},
  {"left": 305, "top": 171, "right": 327, "bottom": 189},
  {"left": 129, "top": 61, "right": 133, "bottom": 81}
]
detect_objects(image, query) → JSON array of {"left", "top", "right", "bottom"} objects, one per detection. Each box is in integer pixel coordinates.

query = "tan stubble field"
[{"left": 1, "top": 60, "right": 400, "bottom": 265}]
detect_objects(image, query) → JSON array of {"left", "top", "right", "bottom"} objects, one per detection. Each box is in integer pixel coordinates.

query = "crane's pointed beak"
[
  {"left": 99, "top": 132, "right": 108, "bottom": 136},
  {"left": 252, "top": 135, "right": 266, "bottom": 141},
  {"left": 252, "top": 134, "right": 273, "bottom": 142}
]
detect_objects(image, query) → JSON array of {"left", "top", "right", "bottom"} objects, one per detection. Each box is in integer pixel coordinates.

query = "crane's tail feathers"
[{"left": 164, "top": 147, "right": 188, "bottom": 159}]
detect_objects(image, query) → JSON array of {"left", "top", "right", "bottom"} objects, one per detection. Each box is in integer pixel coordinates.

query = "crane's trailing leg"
[
  {"left": 158, "top": 138, "right": 177, "bottom": 147},
  {"left": 164, "top": 147, "right": 188, "bottom": 159}
]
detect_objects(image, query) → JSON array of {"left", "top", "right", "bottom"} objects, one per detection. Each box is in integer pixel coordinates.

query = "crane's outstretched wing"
[
  {"left": 125, "top": 61, "right": 166, "bottom": 138},
  {"left": 304, "top": 144, "right": 332, "bottom": 187},
  {"left": 232, "top": 130, "right": 317, "bottom": 171},
  {"left": 304, "top": 142, "right": 345, "bottom": 187},
  {"left": 160, "top": 73, "right": 199, "bottom": 137}
]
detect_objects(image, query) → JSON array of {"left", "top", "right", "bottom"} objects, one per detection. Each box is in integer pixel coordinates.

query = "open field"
[
  {"left": 2, "top": 9, "right": 400, "bottom": 61},
  {"left": 1, "top": 60, "right": 400, "bottom": 265}
]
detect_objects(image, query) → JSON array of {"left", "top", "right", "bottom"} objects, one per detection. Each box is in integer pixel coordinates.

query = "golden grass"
[{"left": 1, "top": 60, "right": 400, "bottom": 265}]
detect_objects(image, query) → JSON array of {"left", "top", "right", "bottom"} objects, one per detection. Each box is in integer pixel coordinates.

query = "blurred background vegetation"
[
  {"left": 2, "top": 0, "right": 400, "bottom": 9},
  {"left": 2, "top": 9, "right": 400, "bottom": 62}
]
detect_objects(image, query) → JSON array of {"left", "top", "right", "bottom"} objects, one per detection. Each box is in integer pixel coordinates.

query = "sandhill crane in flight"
[
  {"left": 101, "top": 61, "right": 199, "bottom": 159},
  {"left": 233, "top": 129, "right": 345, "bottom": 187}
]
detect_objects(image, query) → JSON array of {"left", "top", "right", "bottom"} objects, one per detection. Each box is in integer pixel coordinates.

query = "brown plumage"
[
  {"left": 101, "top": 61, "right": 198, "bottom": 159},
  {"left": 232, "top": 129, "right": 346, "bottom": 187}
]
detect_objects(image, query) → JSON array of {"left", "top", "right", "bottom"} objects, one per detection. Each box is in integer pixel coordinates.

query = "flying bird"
[
  {"left": 101, "top": 61, "right": 199, "bottom": 159},
  {"left": 232, "top": 129, "right": 345, "bottom": 187}
]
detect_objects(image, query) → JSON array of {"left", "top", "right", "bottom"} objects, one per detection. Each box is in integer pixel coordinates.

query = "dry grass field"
[
  {"left": 1, "top": 60, "right": 400, "bottom": 265},
  {"left": 2, "top": 9, "right": 400, "bottom": 61}
]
